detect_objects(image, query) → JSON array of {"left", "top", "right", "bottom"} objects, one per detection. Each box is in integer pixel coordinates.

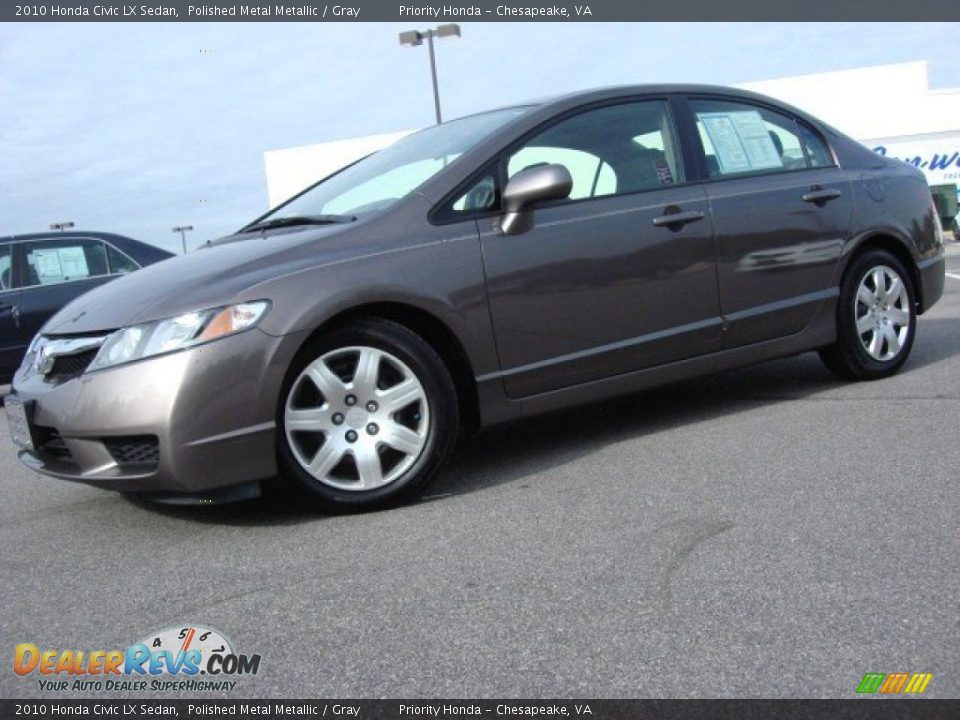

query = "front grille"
[
  {"left": 103, "top": 436, "right": 160, "bottom": 468},
  {"left": 49, "top": 350, "right": 98, "bottom": 379},
  {"left": 33, "top": 426, "right": 73, "bottom": 462}
]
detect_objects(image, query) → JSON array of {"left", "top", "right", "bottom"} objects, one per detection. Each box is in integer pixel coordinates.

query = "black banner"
[
  {"left": 3, "top": 0, "right": 959, "bottom": 22},
  {"left": 2, "top": 700, "right": 960, "bottom": 719}
]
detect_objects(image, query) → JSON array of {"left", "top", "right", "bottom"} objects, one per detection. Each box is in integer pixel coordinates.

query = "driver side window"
[
  {"left": 508, "top": 148, "right": 616, "bottom": 200},
  {"left": 507, "top": 99, "right": 682, "bottom": 204},
  {"left": 441, "top": 100, "right": 682, "bottom": 221}
]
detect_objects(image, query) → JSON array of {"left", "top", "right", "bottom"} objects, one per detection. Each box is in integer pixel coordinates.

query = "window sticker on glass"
[
  {"left": 58, "top": 246, "right": 89, "bottom": 278},
  {"left": 32, "top": 249, "right": 65, "bottom": 281},
  {"left": 654, "top": 159, "right": 674, "bottom": 185},
  {"left": 699, "top": 110, "right": 782, "bottom": 174},
  {"left": 31, "top": 246, "right": 90, "bottom": 283}
]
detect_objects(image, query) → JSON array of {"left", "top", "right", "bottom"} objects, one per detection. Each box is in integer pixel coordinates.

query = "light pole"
[
  {"left": 398, "top": 23, "right": 461, "bottom": 124},
  {"left": 172, "top": 225, "right": 194, "bottom": 254},
  {"left": 49, "top": 221, "right": 74, "bottom": 232}
]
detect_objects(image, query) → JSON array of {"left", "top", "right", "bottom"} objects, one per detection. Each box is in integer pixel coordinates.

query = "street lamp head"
[
  {"left": 398, "top": 30, "right": 423, "bottom": 47},
  {"left": 49, "top": 221, "right": 74, "bottom": 231},
  {"left": 172, "top": 225, "right": 194, "bottom": 232},
  {"left": 435, "top": 24, "right": 461, "bottom": 39},
  {"left": 399, "top": 23, "right": 462, "bottom": 125}
]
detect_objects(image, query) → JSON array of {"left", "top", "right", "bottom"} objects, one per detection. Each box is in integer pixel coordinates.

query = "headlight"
[
  {"left": 19, "top": 333, "right": 46, "bottom": 373},
  {"left": 89, "top": 301, "right": 270, "bottom": 371}
]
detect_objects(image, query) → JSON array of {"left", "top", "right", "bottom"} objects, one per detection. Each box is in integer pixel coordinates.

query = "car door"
[
  {"left": 684, "top": 96, "right": 854, "bottom": 348},
  {"left": 0, "top": 242, "right": 24, "bottom": 380},
  {"left": 469, "top": 98, "right": 722, "bottom": 398},
  {"left": 16, "top": 237, "right": 114, "bottom": 345}
]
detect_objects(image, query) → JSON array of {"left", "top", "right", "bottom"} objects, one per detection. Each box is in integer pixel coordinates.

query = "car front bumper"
[{"left": 8, "top": 327, "right": 306, "bottom": 497}]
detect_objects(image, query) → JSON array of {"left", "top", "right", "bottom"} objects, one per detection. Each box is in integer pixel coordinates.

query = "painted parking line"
[{"left": 946, "top": 272, "right": 960, "bottom": 280}]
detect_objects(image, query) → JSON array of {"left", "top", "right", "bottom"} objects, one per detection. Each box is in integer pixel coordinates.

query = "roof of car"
[
  {"left": 543, "top": 83, "right": 786, "bottom": 104},
  {"left": 469, "top": 83, "right": 814, "bottom": 123},
  {"left": 0, "top": 230, "right": 175, "bottom": 260}
]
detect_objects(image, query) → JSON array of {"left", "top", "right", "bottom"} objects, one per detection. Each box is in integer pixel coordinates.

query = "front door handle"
[
  {"left": 802, "top": 186, "right": 842, "bottom": 205},
  {"left": 652, "top": 210, "right": 705, "bottom": 229},
  {"left": 0, "top": 302, "right": 20, "bottom": 327}
]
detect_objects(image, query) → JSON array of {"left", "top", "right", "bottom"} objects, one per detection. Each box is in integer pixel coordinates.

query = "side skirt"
[{"left": 476, "top": 295, "right": 837, "bottom": 425}]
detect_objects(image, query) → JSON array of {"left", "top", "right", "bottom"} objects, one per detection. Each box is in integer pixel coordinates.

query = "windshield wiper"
[{"left": 241, "top": 214, "right": 356, "bottom": 233}]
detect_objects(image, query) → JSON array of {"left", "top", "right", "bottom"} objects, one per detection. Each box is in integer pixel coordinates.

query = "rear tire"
[
  {"left": 818, "top": 249, "right": 916, "bottom": 380},
  {"left": 276, "top": 318, "right": 458, "bottom": 512}
]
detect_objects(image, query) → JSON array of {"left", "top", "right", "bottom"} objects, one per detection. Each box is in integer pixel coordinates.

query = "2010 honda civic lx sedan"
[{"left": 6, "top": 85, "right": 946, "bottom": 510}]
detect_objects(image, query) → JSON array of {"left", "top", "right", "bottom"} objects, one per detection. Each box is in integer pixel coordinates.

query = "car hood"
[{"left": 43, "top": 223, "right": 370, "bottom": 335}]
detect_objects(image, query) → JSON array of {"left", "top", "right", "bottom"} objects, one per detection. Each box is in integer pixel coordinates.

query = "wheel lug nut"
[
  {"left": 367, "top": 423, "right": 379, "bottom": 436},
  {"left": 332, "top": 412, "right": 345, "bottom": 425},
  {"left": 345, "top": 395, "right": 357, "bottom": 406},
  {"left": 345, "top": 430, "right": 358, "bottom": 443},
  {"left": 366, "top": 401, "right": 378, "bottom": 412}
]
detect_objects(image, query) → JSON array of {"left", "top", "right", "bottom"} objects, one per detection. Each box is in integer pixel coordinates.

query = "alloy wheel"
[
  {"left": 283, "top": 346, "right": 430, "bottom": 491},
  {"left": 854, "top": 265, "right": 912, "bottom": 362}
]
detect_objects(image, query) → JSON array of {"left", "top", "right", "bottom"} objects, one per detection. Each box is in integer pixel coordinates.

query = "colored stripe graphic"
[
  {"left": 858, "top": 672, "right": 933, "bottom": 694},
  {"left": 879, "top": 672, "right": 910, "bottom": 694},
  {"left": 904, "top": 673, "right": 933, "bottom": 694},
  {"left": 857, "top": 673, "right": 885, "bottom": 693}
]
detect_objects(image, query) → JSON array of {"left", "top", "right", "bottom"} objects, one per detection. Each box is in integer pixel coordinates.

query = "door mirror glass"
[{"left": 500, "top": 163, "right": 572, "bottom": 235}]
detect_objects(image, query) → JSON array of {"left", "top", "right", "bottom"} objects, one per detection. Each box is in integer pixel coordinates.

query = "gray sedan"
[{"left": 6, "top": 85, "right": 946, "bottom": 510}]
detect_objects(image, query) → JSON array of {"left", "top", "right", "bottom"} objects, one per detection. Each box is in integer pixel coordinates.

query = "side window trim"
[
  {"left": 679, "top": 94, "right": 843, "bottom": 184},
  {"left": 430, "top": 94, "right": 688, "bottom": 226}
]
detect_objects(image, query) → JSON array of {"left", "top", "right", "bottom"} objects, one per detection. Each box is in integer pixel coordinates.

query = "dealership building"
[{"left": 263, "top": 61, "right": 960, "bottom": 208}]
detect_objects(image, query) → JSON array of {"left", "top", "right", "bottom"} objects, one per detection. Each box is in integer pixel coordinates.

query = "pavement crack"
[{"left": 650, "top": 515, "right": 736, "bottom": 612}]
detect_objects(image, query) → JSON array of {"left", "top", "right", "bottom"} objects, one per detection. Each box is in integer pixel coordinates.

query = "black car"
[{"left": 0, "top": 231, "right": 172, "bottom": 382}]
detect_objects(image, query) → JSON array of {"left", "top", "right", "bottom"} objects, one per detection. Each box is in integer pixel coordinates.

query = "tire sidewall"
[{"left": 275, "top": 319, "right": 457, "bottom": 511}]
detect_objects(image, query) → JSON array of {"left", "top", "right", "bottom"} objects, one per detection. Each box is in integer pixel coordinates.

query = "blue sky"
[{"left": 1, "top": 22, "right": 957, "bottom": 252}]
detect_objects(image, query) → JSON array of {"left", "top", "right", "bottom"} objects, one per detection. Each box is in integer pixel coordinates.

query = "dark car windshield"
[{"left": 252, "top": 107, "right": 528, "bottom": 224}]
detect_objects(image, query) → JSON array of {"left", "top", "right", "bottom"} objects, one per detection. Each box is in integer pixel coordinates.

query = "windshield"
[{"left": 257, "top": 107, "right": 528, "bottom": 223}]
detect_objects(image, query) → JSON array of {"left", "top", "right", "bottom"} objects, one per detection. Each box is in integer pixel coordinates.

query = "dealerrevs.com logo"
[
  {"left": 14, "top": 625, "right": 262, "bottom": 693},
  {"left": 856, "top": 672, "right": 933, "bottom": 695}
]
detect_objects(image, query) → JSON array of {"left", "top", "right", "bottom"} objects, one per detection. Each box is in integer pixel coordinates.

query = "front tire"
[
  {"left": 276, "top": 318, "right": 458, "bottom": 512},
  {"left": 818, "top": 249, "right": 917, "bottom": 380}
]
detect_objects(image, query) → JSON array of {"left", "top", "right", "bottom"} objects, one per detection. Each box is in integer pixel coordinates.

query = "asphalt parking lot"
[{"left": 2, "top": 246, "right": 959, "bottom": 700}]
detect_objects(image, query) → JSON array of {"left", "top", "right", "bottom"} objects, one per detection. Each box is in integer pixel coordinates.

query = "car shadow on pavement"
[
  {"left": 122, "top": 314, "right": 960, "bottom": 525},
  {"left": 121, "top": 490, "right": 311, "bottom": 526}
]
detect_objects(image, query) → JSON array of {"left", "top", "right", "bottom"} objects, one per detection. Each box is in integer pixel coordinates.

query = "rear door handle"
[
  {"left": 652, "top": 210, "right": 705, "bottom": 229},
  {"left": 802, "top": 187, "right": 842, "bottom": 205}
]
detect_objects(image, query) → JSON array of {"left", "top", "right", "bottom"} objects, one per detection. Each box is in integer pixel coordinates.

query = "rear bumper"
[
  {"left": 918, "top": 253, "right": 946, "bottom": 314},
  {"left": 8, "top": 327, "right": 307, "bottom": 495}
]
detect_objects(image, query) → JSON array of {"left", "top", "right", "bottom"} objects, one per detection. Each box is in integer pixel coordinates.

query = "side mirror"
[{"left": 500, "top": 163, "right": 573, "bottom": 235}]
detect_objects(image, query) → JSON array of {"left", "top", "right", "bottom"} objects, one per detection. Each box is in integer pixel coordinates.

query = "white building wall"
[
  {"left": 263, "top": 129, "right": 415, "bottom": 208},
  {"left": 739, "top": 62, "right": 960, "bottom": 186},
  {"left": 263, "top": 62, "right": 960, "bottom": 208}
]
